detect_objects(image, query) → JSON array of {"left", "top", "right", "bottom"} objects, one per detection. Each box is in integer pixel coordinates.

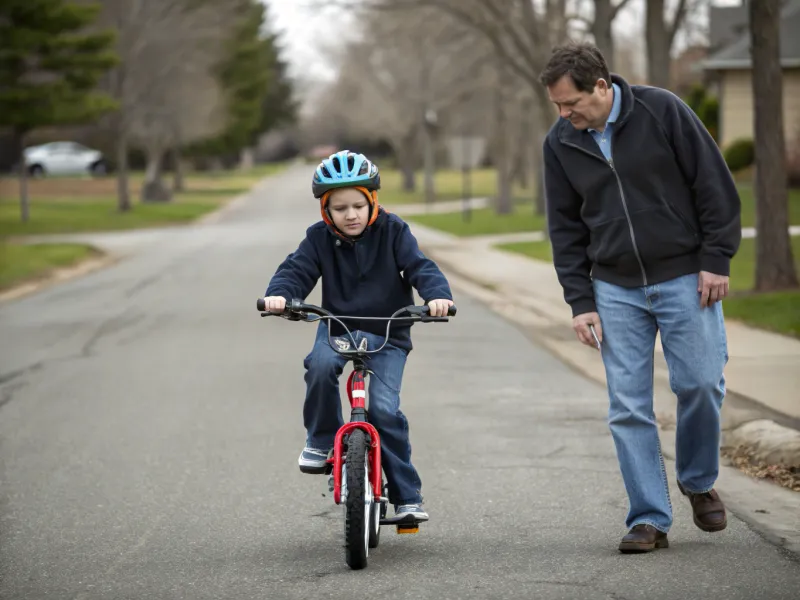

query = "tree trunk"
[
  {"left": 172, "top": 146, "right": 185, "bottom": 192},
  {"left": 116, "top": 130, "right": 132, "bottom": 212},
  {"left": 394, "top": 129, "right": 417, "bottom": 192},
  {"left": 645, "top": 0, "right": 672, "bottom": 89},
  {"left": 750, "top": 0, "right": 798, "bottom": 291},
  {"left": 15, "top": 130, "right": 30, "bottom": 223},
  {"left": 511, "top": 96, "right": 532, "bottom": 190},
  {"left": 592, "top": 0, "right": 617, "bottom": 70},
  {"left": 494, "top": 65, "right": 512, "bottom": 215},
  {"left": 533, "top": 84, "right": 555, "bottom": 220},
  {"left": 141, "top": 147, "right": 172, "bottom": 203},
  {"left": 422, "top": 120, "right": 436, "bottom": 204},
  {"left": 238, "top": 147, "right": 254, "bottom": 171}
]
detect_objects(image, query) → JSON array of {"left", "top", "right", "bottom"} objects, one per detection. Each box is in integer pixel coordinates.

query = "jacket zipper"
[
  {"left": 562, "top": 142, "right": 648, "bottom": 287},
  {"left": 608, "top": 159, "right": 647, "bottom": 286}
]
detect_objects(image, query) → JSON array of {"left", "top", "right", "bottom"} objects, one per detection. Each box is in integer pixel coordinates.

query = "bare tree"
[
  {"left": 749, "top": 0, "right": 798, "bottom": 291},
  {"left": 315, "top": 0, "right": 576, "bottom": 213},
  {"left": 644, "top": 0, "right": 705, "bottom": 89},
  {"left": 308, "top": 5, "right": 494, "bottom": 201},
  {"left": 95, "top": 0, "right": 231, "bottom": 204},
  {"left": 568, "top": 0, "right": 635, "bottom": 67}
]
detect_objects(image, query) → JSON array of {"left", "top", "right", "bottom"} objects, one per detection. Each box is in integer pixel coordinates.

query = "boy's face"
[{"left": 328, "top": 188, "right": 370, "bottom": 236}]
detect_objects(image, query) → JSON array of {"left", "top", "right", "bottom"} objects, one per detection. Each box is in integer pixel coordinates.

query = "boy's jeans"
[
  {"left": 593, "top": 273, "right": 728, "bottom": 533},
  {"left": 303, "top": 322, "right": 422, "bottom": 506}
]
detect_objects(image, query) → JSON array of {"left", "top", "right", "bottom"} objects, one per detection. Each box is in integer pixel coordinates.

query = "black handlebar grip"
[
  {"left": 448, "top": 305, "right": 457, "bottom": 317},
  {"left": 257, "top": 298, "right": 266, "bottom": 312}
]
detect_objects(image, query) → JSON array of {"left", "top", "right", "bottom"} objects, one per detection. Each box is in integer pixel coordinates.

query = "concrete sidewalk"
[{"left": 406, "top": 217, "right": 800, "bottom": 469}]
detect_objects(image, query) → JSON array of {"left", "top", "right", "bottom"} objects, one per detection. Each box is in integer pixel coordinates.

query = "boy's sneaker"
[
  {"left": 298, "top": 447, "right": 332, "bottom": 474},
  {"left": 394, "top": 504, "right": 429, "bottom": 522}
]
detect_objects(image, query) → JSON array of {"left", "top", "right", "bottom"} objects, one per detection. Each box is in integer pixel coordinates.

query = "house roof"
[
  {"left": 708, "top": 4, "right": 748, "bottom": 51},
  {"left": 703, "top": 0, "right": 800, "bottom": 70}
]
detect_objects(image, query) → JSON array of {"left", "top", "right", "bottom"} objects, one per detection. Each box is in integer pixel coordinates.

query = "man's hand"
[
  {"left": 427, "top": 298, "right": 454, "bottom": 317},
  {"left": 573, "top": 311, "right": 602, "bottom": 350},
  {"left": 698, "top": 271, "right": 729, "bottom": 308},
  {"left": 262, "top": 296, "right": 286, "bottom": 313}
]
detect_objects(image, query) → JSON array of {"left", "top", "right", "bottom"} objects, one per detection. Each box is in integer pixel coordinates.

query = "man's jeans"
[
  {"left": 594, "top": 273, "right": 728, "bottom": 533},
  {"left": 303, "top": 322, "right": 422, "bottom": 506}
]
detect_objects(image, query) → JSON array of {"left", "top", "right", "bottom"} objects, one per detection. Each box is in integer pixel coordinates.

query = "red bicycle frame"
[{"left": 330, "top": 369, "right": 382, "bottom": 505}]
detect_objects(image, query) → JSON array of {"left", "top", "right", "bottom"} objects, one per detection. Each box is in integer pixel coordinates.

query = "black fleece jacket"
[{"left": 543, "top": 74, "right": 741, "bottom": 317}]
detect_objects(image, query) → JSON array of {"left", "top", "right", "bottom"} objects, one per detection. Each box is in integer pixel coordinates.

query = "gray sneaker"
[
  {"left": 298, "top": 447, "right": 332, "bottom": 474},
  {"left": 394, "top": 503, "right": 429, "bottom": 521}
]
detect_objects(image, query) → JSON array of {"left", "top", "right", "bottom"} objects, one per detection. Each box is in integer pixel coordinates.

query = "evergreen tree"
[
  {"left": 190, "top": 0, "right": 296, "bottom": 163},
  {"left": 0, "top": 0, "right": 118, "bottom": 221}
]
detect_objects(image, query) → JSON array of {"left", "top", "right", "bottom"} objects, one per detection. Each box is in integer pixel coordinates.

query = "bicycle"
[{"left": 256, "top": 297, "right": 456, "bottom": 570}]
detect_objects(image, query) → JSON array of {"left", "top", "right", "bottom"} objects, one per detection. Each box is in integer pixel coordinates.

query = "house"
[
  {"left": 702, "top": 0, "right": 800, "bottom": 149},
  {"left": 671, "top": 44, "right": 710, "bottom": 98}
]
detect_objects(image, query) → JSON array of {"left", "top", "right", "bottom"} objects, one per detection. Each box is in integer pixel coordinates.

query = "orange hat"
[{"left": 320, "top": 186, "right": 380, "bottom": 237}]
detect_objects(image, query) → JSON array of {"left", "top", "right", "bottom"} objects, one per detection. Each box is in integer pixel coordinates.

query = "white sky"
[{"left": 261, "top": 0, "right": 353, "bottom": 82}]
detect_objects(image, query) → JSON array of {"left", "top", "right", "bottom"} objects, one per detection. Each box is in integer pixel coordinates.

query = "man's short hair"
[{"left": 539, "top": 42, "right": 611, "bottom": 93}]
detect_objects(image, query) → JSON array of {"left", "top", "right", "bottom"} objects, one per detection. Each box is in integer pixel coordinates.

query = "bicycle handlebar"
[
  {"left": 256, "top": 297, "right": 456, "bottom": 318},
  {"left": 255, "top": 297, "right": 457, "bottom": 358}
]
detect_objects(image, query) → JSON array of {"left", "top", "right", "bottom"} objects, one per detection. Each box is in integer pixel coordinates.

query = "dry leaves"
[{"left": 722, "top": 445, "right": 800, "bottom": 492}]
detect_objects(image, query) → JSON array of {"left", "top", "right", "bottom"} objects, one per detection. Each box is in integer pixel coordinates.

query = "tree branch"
[
  {"left": 668, "top": 0, "right": 690, "bottom": 45},
  {"left": 610, "top": 0, "right": 634, "bottom": 21}
]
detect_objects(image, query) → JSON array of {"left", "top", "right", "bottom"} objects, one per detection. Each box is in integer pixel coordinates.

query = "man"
[{"left": 539, "top": 43, "right": 741, "bottom": 553}]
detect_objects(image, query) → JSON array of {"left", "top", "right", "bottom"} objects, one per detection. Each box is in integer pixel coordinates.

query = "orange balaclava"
[{"left": 320, "top": 186, "right": 381, "bottom": 239}]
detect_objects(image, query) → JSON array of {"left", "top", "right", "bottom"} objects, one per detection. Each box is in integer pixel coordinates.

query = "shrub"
[{"left": 724, "top": 138, "right": 755, "bottom": 172}]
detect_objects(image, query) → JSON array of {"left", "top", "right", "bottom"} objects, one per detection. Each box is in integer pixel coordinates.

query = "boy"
[{"left": 261, "top": 150, "right": 454, "bottom": 521}]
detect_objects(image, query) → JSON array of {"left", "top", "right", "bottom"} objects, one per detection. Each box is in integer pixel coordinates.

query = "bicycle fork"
[{"left": 330, "top": 369, "right": 387, "bottom": 506}]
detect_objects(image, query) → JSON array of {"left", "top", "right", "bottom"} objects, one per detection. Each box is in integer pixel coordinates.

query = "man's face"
[
  {"left": 547, "top": 75, "right": 611, "bottom": 131},
  {"left": 328, "top": 187, "right": 370, "bottom": 236}
]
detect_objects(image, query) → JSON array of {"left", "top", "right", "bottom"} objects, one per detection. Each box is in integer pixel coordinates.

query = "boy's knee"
[
  {"left": 368, "top": 394, "right": 403, "bottom": 427},
  {"left": 304, "top": 350, "right": 339, "bottom": 382}
]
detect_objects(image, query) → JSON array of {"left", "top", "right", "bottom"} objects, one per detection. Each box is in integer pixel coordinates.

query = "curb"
[
  {"left": 0, "top": 166, "right": 292, "bottom": 302},
  {"left": 0, "top": 250, "right": 118, "bottom": 304}
]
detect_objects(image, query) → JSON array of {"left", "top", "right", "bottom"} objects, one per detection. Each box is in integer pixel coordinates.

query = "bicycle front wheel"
[{"left": 343, "top": 428, "right": 372, "bottom": 569}]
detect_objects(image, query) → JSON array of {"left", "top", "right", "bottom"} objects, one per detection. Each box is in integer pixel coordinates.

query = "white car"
[{"left": 24, "top": 141, "right": 107, "bottom": 177}]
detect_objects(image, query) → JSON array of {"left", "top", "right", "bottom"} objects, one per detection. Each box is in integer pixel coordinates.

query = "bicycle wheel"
[
  {"left": 344, "top": 428, "right": 373, "bottom": 569},
  {"left": 368, "top": 476, "right": 385, "bottom": 549}
]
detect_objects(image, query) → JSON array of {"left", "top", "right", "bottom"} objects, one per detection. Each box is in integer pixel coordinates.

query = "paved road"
[{"left": 1, "top": 164, "right": 798, "bottom": 599}]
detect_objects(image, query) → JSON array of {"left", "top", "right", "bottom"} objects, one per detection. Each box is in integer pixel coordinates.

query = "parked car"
[{"left": 23, "top": 141, "right": 107, "bottom": 177}]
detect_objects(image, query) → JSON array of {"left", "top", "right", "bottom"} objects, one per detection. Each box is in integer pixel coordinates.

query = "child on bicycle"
[{"left": 261, "top": 150, "right": 454, "bottom": 522}]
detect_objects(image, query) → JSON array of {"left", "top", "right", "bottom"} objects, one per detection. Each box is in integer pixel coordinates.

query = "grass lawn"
[
  {"left": 0, "top": 162, "right": 288, "bottom": 237},
  {"left": 497, "top": 239, "right": 553, "bottom": 261},
  {"left": 737, "top": 184, "right": 800, "bottom": 228},
  {"left": 0, "top": 243, "right": 99, "bottom": 291},
  {"left": 0, "top": 193, "right": 234, "bottom": 237},
  {"left": 401, "top": 171, "right": 800, "bottom": 237},
  {"left": 723, "top": 237, "right": 800, "bottom": 337},
  {"left": 406, "top": 205, "right": 546, "bottom": 237},
  {"left": 496, "top": 237, "right": 800, "bottom": 338},
  {"left": 378, "top": 167, "right": 533, "bottom": 207},
  {"left": 0, "top": 163, "right": 288, "bottom": 289}
]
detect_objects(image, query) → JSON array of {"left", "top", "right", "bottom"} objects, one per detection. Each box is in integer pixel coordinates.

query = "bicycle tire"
[
  {"left": 368, "top": 475, "right": 385, "bottom": 549},
  {"left": 344, "top": 428, "right": 372, "bottom": 569}
]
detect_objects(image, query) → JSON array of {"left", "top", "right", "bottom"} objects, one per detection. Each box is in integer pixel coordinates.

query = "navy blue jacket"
[
  {"left": 265, "top": 209, "right": 453, "bottom": 353},
  {"left": 544, "top": 74, "right": 741, "bottom": 317}
]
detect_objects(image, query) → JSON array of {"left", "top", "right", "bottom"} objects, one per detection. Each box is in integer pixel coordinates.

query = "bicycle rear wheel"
[{"left": 344, "top": 428, "right": 373, "bottom": 569}]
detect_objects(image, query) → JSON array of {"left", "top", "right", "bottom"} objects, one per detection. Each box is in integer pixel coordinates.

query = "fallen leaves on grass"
[{"left": 722, "top": 445, "right": 800, "bottom": 492}]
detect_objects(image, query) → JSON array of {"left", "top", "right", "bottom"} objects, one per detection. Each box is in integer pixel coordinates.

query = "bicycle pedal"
[{"left": 396, "top": 524, "right": 419, "bottom": 534}]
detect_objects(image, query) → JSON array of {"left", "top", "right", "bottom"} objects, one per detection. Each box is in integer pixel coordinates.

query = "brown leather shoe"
[
  {"left": 678, "top": 481, "right": 727, "bottom": 532},
  {"left": 618, "top": 524, "right": 669, "bottom": 553}
]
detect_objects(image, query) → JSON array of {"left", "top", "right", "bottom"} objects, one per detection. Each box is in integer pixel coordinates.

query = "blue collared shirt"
[{"left": 588, "top": 83, "right": 621, "bottom": 161}]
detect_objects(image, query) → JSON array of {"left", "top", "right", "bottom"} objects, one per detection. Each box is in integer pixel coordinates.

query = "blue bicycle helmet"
[{"left": 312, "top": 150, "right": 381, "bottom": 198}]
